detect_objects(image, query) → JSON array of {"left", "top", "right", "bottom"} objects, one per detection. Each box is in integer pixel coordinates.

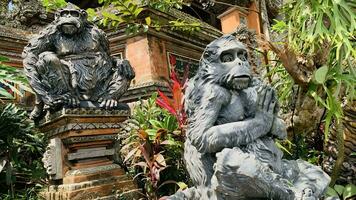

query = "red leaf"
[
  {"left": 170, "top": 68, "right": 180, "bottom": 84},
  {"left": 181, "top": 64, "right": 190, "bottom": 87},
  {"left": 157, "top": 90, "right": 172, "bottom": 106},
  {"left": 172, "top": 81, "right": 183, "bottom": 111},
  {"left": 138, "top": 129, "right": 149, "bottom": 140},
  {"left": 156, "top": 98, "right": 176, "bottom": 115},
  {"left": 169, "top": 54, "right": 176, "bottom": 67},
  {"left": 139, "top": 144, "right": 153, "bottom": 168},
  {"left": 156, "top": 91, "right": 177, "bottom": 115}
]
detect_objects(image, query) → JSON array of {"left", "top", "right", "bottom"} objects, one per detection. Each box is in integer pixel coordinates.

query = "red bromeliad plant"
[
  {"left": 119, "top": 93, "right": 189, "bottom": 199},
  {"left": 156, "top": 68, "right": 188, "bottom": 129}
]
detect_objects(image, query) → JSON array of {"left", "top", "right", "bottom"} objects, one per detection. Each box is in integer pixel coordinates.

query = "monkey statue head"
[
  {"left": 54, "top": 3, "right": 88, "bottom": 36},
  {"left": 200, "top": 35, "right": 251, "bottom": 90}
]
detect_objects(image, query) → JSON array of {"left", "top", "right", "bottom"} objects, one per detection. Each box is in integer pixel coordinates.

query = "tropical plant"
[
  {"left": 326, "top": 183, "right": 356, "bottom": 200},
  {"left": 156, "top": 68, "right": 187, "bottom": 129},
  {"left": 41, "top": 0, "right": 201, "bottom": 35},
  {"left": 0, "top": 104, "right": 46, "bottom": 199},
  {"left": 0, "top": 56, "right": 32, "bottom": 100},
  {"left": 261, "top": 0, "right": 356, "bottom": 185},
  {"left": 118, "top": 93, "right": 188, "bottom": 199}
]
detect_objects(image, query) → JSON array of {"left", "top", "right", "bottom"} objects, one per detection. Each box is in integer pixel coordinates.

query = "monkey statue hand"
[
  {"left": 42, "top": 94, "right": 65, "bottom": 107},
  {"left": 114, "top": 59, "right": 135, "bottom": 80},
  {"left": 98, "top": 98, "right": 118, "bottom": 110},
  {"left": 254, "top": 85, "right": 276, "bottom": 132},
  {"left": 43, "top": 93, "right": 80, "bottom": 108},
  {"left": 270, "top": 117, "right": 287, "bottom": 140}
]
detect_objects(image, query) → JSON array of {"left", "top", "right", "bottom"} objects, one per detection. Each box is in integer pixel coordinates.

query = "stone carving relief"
[
  {"left": 168, "top": 35, "right": 330, "bottom": 200},
  {"left": 22, "top": 3, "right": 135, "bottom": 121},
  {"left": 42, "top": 138, "right": 63, "bottom": 180},
  {"left": 0, "top": 0, "right": 48, "bottom": 31}
]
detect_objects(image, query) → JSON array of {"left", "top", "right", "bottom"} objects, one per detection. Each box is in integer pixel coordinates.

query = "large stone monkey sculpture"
[
  {"left": 22, "top": 3, "right": 135, "bottom": 121},
  {"left": 168, "top": 35, "right": 330, "bottom": 200}
]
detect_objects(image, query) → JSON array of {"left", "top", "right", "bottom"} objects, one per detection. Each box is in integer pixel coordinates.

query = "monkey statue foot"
[{"left": 29, "top": 104, "right": 44, "bottom": 122}]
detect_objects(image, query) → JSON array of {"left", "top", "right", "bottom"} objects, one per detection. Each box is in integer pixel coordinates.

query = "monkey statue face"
[
  {"left": 202, "top": 35, "right": 251, "bottom": 90},
  {"left": 55, "top": 4, "right": 87, "bottom": 36}
]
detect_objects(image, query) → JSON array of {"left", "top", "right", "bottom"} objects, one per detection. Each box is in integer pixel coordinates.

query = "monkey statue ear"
[
  {"left": 80, "top": 10, "right": 88, "bottom": 19},
  {"left": 203, "top": 46, "right": 219, "bottom": 62},
  {"left": 55, "top": 10, "right": 62, "bottom": 20}
]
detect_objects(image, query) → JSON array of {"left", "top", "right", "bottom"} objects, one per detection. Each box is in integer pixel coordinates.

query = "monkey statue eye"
[
  {"left": 237, "top": 51, "right": 248, "bottom": 62},
  {"left": 70, "top": 11, "right": 80, "bottom": 17},
  {"left": 60, "top": 11, "right": 70, "bottom": 17},
  {"left": 220, "top": 53, "right": 235, "bottom": 63}
]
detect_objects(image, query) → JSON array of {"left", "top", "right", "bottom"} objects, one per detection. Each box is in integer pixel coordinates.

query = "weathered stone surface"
[
  {"left": 68, "top": 147, "right": 115, "bottom": 161},
  {"left": 38, "top": 108, "right": 138, "bottom": 199},
  {"left": 41, "top": 171, "right": 138, "bottom": 200},
  {"left": 0, "top": 0, "right": 49, "bottom": 31},
  {"left": 168, "top": 35, "right": 330, "bottom": 200},
  {"left": 42, "top": 138, "right": 63, "bottom": 180}
]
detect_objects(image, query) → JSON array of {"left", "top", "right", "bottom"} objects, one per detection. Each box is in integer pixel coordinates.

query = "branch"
[{"left": 260, "top": 38, "right": 313, "bottom": 87}]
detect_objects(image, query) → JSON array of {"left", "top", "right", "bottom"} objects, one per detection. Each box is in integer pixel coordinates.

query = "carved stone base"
[
  {"left": 40, "top": 164, "right": 140, "bottom": 200},
  {"left": 39, "top": 107, "right": 140, "bottom": 200}
]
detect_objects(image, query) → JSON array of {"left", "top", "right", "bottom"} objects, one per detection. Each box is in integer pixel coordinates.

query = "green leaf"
[
  {"left": 102, "top": 11, "right": 124, "bottom": 22},
  {"left": 334, "top": 185, "right": 345, "bottom": 196},
  {"left": 134, "top": 7, "right": 143, "bottom": 17},
  {"left": 314, "top": 65, "right": 328, "bottom": 84},
  {"left": 0, "top": 56, "right": 10, "bottom": 62},
  {"left": 275, "top": 141, "right": 292, "bottom": 155},
  {"left": 0, "top": 87, "right": 14, "bottom": 98},
  {"left": 326, "top": 187, "right": 339, "bottom": 197},
  {"left": 343, "top": 184, "right": 356, "bottom": 200},
  {"left": 145, "top": 17, "right": 151, "bottom": 26},
  {"left": 149, "top": 119, "right": 163, "bottom": 129},
  {"left": 176, "top": 181, "right": 188, "bottom": 190}
]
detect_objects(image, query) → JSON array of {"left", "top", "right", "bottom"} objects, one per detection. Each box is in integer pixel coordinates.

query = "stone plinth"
[{"left": 39, "top": 106, "right": 140, "bottom": 200}]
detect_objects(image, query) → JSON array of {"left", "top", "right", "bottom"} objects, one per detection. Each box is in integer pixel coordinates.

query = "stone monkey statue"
[
  {"left": 168, "top": 35, "right": 330, "bottom": 200},
  {"left": 22, "top": 3, "right": 135, "bottom": 121}
]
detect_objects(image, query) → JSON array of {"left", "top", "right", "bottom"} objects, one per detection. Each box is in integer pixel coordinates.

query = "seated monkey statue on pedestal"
[
  {"left": 168, "top": 35, "right": 330, "bottom": 200},
  {"left": 22, "top": 3, "right": 135, "bottom": 121}
]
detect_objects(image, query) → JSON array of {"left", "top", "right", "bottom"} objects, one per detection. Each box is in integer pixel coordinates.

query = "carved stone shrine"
[
  {"left": 168, "top": 35, "right": 331, "bottom": 200},
  {"left": 22, "top": 4, "right": 138, "bottom": 200}
]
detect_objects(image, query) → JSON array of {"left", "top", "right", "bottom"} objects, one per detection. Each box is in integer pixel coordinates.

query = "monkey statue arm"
[
  {"left": 22, "top": 28, "right": 62, "bottom": 106},
  {"left": 188, "top": 84, "right": 276, "bottom": 154},
  {"left": 95, "top": 28, "right": 135, "bottom": 81},
  {"left": 94, "top": 28, "right": 135, "bottom": 109}
]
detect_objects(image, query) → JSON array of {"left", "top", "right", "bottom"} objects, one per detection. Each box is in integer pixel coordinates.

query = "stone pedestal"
[{"left": 39, "top": 107, "right": 140, "bottom": 200}]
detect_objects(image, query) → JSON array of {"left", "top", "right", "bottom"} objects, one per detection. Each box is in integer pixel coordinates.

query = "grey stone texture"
[
  {"left": 169, "top": 35, "right": 330, "bottom": 200},
  {"left": 42, "top": 138, "right": 63, "bottom": 180},
  {"left": 22, "top": 3, "right": 135, "bottom": 121}
]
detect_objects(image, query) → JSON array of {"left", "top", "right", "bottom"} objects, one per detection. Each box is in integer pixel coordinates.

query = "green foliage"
[
  {"left": 265, "top": 62, "right": 294, "bottom": 108},
  {"left": 314, "top": 65, "right": 328, "bottom": 84},
  {"left": 120, "top": 93, "right": 188, "bottom": 199},
  {"left": 41, "top": 0, "right": 201, "bottom": 35},
  {"left": 277, "top": 136, "right": 323, "bottom": 165},
  {"left": 285, "top": 0, "right": 355, "bottom": 58},
  {"left": 41, "top": 0, "right": 67, "bottom": 11},
  {"left": 281, "top": 0, "right": 356, "bottom": 139},
  {"left": 268, "top": 5, "right": 356, "bottom": 186},
  {"left": 0, "top": 104, "right": 45, "bottom": 199},
  {"left": 326, "top": 184, "right": 356, "bottom": 200},
  {"left": 0, "top": 56, "right": 32, "bottom": 100}
]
